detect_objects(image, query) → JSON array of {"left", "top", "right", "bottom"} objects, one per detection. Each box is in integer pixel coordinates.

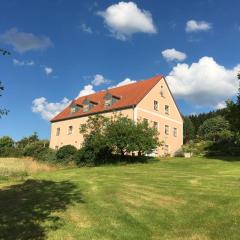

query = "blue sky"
[{"left": 0, "top": 0, "right": 240, "bottom": 140}]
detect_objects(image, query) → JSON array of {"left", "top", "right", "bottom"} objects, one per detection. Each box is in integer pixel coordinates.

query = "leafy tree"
[
  {"left": 183, "top": 117, "right": 195, "bottom": 143},
  {"left": 0, "top": 48, "right": 10, "bottom": 56},
  {"left": 106, "top": 115, "right": 160, "bottom": 156},
  {"left": 105, "top": 115, "right": 135, "bottom": 156},
  {"left": 129, "top": 119, "right": 160, "bottom": 156},
  {"left": 17, "top": 132, "right": 39, "bottom": 149},
  {"left": 0, "top": 136, "right": 15, "bottom": 157},
  {"left": 0, "top": 82, "right": 8, "bottom": 118},
  {"left": 56, "top": 145, "right": 77, "bottom": 163},
  {"left": 79, "top": 115, "right": 111, "bottom": 165},
  {"left": 198, "top": 116, "right": 233, "bottom": 142},
  {"left": 0, "top": 48, "right": 10, "bottom": 118},
  {"left": 0, "top": 136, "right": 14, "bottom": 148},
  {"left": 225, "top": 72, "right": 240, "bottom": 138}
]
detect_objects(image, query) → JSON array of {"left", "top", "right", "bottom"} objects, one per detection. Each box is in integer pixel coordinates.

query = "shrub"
[
  {"left": 36, "top": 148, "right": 57, "bottom": 163},
  {"left": 56, "top": 145, "right": 77, "bottom": 163},
  {"left": 0, "top": 136, "right": 15, "bottom": 157},
  {"left": 74, "top": 146, "right": 112, "bottom": 166},
  {"left": 23, "top": 141, "right": 46, "bottom": 158}
]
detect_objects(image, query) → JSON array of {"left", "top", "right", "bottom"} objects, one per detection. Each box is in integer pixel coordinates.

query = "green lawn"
[{"left": 1, "top": 157, "right": 240, "bottom": 240}]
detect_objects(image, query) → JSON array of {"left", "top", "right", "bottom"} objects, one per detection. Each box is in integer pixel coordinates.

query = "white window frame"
[
  {"left": 68, "top": 126, "right": 73, "bottom": 135},
  {"left": 153, "top": 100, "right": 159, "bottom": 111},
  {"left": 165, "top": 105, "right": 170, "bottom": 115},
  {"left": 56, "top": 127, "right": 60, "bottom": 136},
  {"left": 153, "top": 121, "right": 158, "bottom": 130},
  {"left": 165, "top": 125, "right": 169, "bottom": 135},
  {"left": 173, "top": 127, "right": 178, "bottom": 137}
]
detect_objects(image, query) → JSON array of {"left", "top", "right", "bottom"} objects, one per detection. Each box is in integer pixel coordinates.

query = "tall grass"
[{"left": 0, "top": 157, "right": 56, "bottom": 181}]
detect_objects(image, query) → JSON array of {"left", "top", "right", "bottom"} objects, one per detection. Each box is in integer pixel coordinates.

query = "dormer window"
[
  {"left": 104, "top": 92, "right": 119, "bottom": 107},
  {"left": 70, "top": 100, "right": 82, "bottom": 114},
  {"left": 83, "top": 98, "right": 97, "bottom": 112},
  {"left": 70, "top": 105, "right": 81, "bottom": 114}
]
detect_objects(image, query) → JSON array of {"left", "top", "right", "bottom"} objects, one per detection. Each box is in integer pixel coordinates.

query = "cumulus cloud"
[
  {"left": 166, "top": 56, "right": 240, "bottom": 108},
  {"left": 97, "top": 1, "right": 157, "bottom": 40},
  {"left": 185, "top": 20, "right": 212, "bottom": 32},
  {"left": 79, "top": 23, "right": 93, "bottom": 34},
  {"left": 162, "top": 48, "right": 187, "bottom": 62},
  {"left": 109, "top": 78, "right": 136, "bottom": 88},
  {"left": 91, "top": 74, "right": 110, "bottom": 86},
  {"left": 77, "top": 84, "right": 95, "bottom": 97},
  {"left": 32, "top": 97, "right": 70, "bottom": 121},
  {"left": 0, "top": 28, "right": 52, "bottom": 53},
  {"left": 44, "top": 67, "right": 53, "bottom": 76},
  {"left": 13, "top": 59, "right": 35, "bottom": 66},
  {"left": 116, "top": 78, "right": 136, "bottom": 87}
]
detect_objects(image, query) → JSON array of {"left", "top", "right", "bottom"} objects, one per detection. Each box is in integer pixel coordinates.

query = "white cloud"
[
  {"left": 97, "top": 1, "right": 157, "bottom": 40},
  {"left": 13, "top": 59, "right": 35, "bottom": 66},
  {"left": 0, "top": 28, "right": 52, "bottom": 53},
  {"left": 185, "top": 20, "right": 212, "bottom": 32},
  {"left": 116, "top": 78, "right": 136, "bottom": 87},
  {"left": 32, "top": 97, "right": 70, "bottom": 121},
  {"left": 166, "top": 57, "right": 240, "bottom": 108},
  {"left": 215, "top": 101, "right": 226, "bottom": 109},
  {"left": 77, "top": 84, "right": 95, "bottom": 97},
  {"left": 44, "top": 67, "right": 53, "bottom": 76},
  {"left": 79, "top": 23, "right": 93, "bottom": 34},
  {"left": 91, "top": 74, "right": 110, "bottom": 86},
  {"left": 109, "top": 78, "right": 136, "bottom": 88},
  {"left": 162, "top": 48, "right": 187, "bottom": 62}
]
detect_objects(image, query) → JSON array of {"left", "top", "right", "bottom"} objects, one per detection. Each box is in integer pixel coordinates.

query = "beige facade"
[{"left": 50, "top": 77, "right": 183, "bottom": 156}]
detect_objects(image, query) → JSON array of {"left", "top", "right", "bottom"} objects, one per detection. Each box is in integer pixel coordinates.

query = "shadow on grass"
[{"left": 0, "top": 179, "right": 84, "bottom": 240}]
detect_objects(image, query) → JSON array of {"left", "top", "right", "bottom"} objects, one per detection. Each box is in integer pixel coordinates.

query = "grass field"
[{"left": 1, "top": 157, "right": 240, "bottom": 240}]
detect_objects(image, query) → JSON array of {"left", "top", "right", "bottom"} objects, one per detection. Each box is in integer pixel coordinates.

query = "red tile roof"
[{"left": 51, "top": 74, "right": 163, "bottom": 122}]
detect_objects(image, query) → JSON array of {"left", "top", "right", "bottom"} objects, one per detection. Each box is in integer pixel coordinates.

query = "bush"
[
  {"left": 36, "top": 148, "right": 57, "bottom": 163},
  {"left": 23, "top": 141, "right": 46, "bottom": 158},
  {"left": 56, "top": 145, "right": 77, "bottom": 163},
  {"left": 74, "top": 146, "right": 112, "bottom": 166}
]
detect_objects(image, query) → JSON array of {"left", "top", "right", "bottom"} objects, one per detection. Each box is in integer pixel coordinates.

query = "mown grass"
[{"left": 1, "top": 156, "right": 240, "bottom": 239}]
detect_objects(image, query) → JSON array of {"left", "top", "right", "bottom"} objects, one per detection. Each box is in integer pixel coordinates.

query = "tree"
[
  {"left": 105, "top": 115, "right": 135, "bottom": 156},
  {"left": 132, "top": 120, "right": 160, "bottom": 156},
  {"left": 17, "top": 132, "right": 40, "bottom": 149},
  {"left": 0, "top": 136, "right": 15, "bottom": 157},
  {"left": 0, "top": 136, "right": 14, "bottom": 148},
  {"left": 0, "top": 48, "right": 10, "bottom": 56},
  {"left": 225, "top": 72, "right": 240, "bottom": 136},
  {"left": 106, "top": 115, "right": 160, "bottom": 156},
  {"left": 183, "top": 117, "right": 195, "bottom": 143},
  {"left": 198, "top": 116, "right": 233, "bottom": 142},
  {"left": 0, "top": 48, "right": 10, "bottom": 118}
]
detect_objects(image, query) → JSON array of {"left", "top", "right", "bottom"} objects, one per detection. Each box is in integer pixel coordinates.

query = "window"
[
  {"left": 56, "top": 128, "right": 60, "bottom": 136},
  {"left": 160, "top": 86, "right": 164, "bottom": 97},
  {"left": 165, "top": 125, "right": 169, "bottom": 135},
  {"left": 153, "top": 121, "right": 158, "bottom": 130},
  {"left": 154, "top": 100, "right": 159, "bottom": 111},
  {"left": 68, "top": 126, "right": 73, "bottom": 135},
  {"left": 164, "top": 145, "right": 169, "bottom": 155},
  {"left": 173, "top": 127, "right": 178, "bottom": 137},
  {"left": 83, "top": 104, "right": 89, "bottom": 112},
  {"left": 165, "top": 105, "right": 169, "bottom": 115}
]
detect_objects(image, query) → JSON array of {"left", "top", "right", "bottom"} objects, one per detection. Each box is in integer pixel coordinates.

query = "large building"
[{"left": 50, "top": 75, "right": 183, "bottom": 156}]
